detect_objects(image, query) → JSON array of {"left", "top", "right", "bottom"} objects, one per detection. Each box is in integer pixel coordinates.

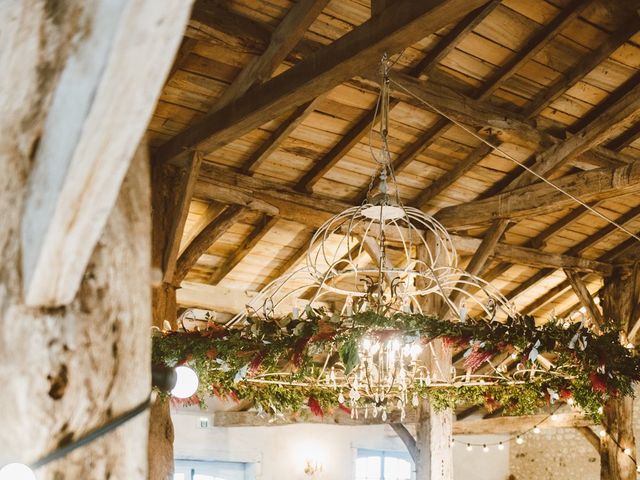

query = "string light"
[
  {"left": 497, "top": 442, "right": 504, "bottom": 451},
  {"left": 599, "top": 429, "right": 607, "bottom": 438},
  {"left": 533, "top": 426, "right": 541, "bottom": 434},
  {"left": 624, "top": 448, "right": 632, "bottom": 456},
  {"left": 466, "top": 444, "right": 473, "bottom": 452},
  {"left": 171, "top": 366, "right": 199, "bottom": 399},
  {"left": 516, "top": 436, "right": 524, "bottom": 445},
  {"left": 482, "top": 445, "right": 489, "bottom": 453},
  {"left": 0, "top": 463, "right": 36, "bottom": 480}
]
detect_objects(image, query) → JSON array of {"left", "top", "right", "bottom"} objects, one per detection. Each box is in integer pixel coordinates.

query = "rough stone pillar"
[
  {"left": 600, "top": 265, "right": 639, "bottom": 480},
  {"left": 0, "top": 143, "right": 152, "bottom": 478}
]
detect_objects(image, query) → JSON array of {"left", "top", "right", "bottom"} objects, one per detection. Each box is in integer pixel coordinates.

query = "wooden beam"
[
  {"left": 154, "top": 0, "right": 488, "bottom": 165},
  {"left": 181, "top": 202, "right": 226, "bottom": 251},
  {"left": 576, "top": 426, "right": 601, "bottom": 452},
  {"left": 214, "top": 409, "right": 594, "bottom": 433},
  {"left": 523, "top": 19, "right": 640, "bottom": 118},
  {"left": 212, "top": 0, "right": 329, "bottom": 112},
  {"left": 163, "top": 152, "right": 203, "bottom": 284},
  {"left": 193, "top": 165, "right": 613, "bottom": 274},
  {"left": 513, "top": 81, "right": 640, "bottom": 188},
  {"left": 177, "top": 280, "right": 309, "bottom": 314},
  {"left": 565, "top": 269, "right": 604, "bottom": 327},
  {"left": 434, "top": 162, "right": 640, "bottom": 228},
  {"left": 390, "top": 424, "right": 418, "bottom": 464},
  {"left": 410, "top": 1, "right": 501, "bottom": 79},
  {"left": 21, "top": 0, "right": 193, "bottom": 307},
  {"left": 242, "top": 98, "right": 321, "bottom": 174},
  {"left": 174, "top": 205, "right": 249, "bottom": 285},
  {"left": 444, "top": 219, "right": 509, "bottom": 313},
  {"left": 476, "top": 0, "right": 590, "bottom": 101},
  {"left": 208, "top": 216, "right": 279, "bottom": 285}
]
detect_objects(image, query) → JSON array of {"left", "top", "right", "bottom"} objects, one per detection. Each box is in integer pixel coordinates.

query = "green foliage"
[{"left": 152, "top": 312, "right": 640, "bottom": 418}]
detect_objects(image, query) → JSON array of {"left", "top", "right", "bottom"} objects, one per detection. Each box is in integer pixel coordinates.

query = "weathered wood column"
[
  {"left": 148, "top": 163, "right": 179, "bottom": 480},
  {"left": 414, "top": 243, "right": 454, "bottom": 480},
  {"left": 600, "top": 264, "right": 639, "bottom": 480},
  {"left": 415, "top": 342, "right": 454, "bottom": 480}
]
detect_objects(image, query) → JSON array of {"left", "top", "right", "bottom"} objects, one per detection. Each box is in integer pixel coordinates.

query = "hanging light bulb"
[
  {"left": 482, "top": 445, "right": 489, "bottom": 453},
  {"left": 0, "top": 463, "right": 36, "bottom": 480},
  {"left": 466, "top": 444, "right": 473, "bottom": 452},
  {"left": 515, "top": 436, "right": 524, "bottom": 445},
  {"left": 171, "top": 366, "right": 199, "bottom": 398},
  {"left": 497, "top": 442, "right": 504, "bottom": 451},
  {"left": 599, "top": 430, "right": 607, "bottom": 438},
  {"left": 624, "top": 448, "right": 632, "bottom": 456},
  {"left": 533, "top": 426, "right": 541, "bottom": 434}
]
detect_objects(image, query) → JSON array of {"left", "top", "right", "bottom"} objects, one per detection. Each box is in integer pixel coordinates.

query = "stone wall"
[{"left": 509, "top": 398, "right": 640, "bottom": 480}]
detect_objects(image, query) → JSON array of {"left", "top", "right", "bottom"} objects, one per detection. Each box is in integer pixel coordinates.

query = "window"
[
  {"left": 355, "top": 449, "right": 413, "bottom": 480},
  {"left": 174, "top": 460, "right": 248, "bottom": 480}
]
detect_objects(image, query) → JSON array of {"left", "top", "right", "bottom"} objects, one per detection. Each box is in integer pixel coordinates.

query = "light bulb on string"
[
  {"left": 515, "top": 436, "right": 524, "bottom": 445},
  {"left": 533, "top": 426, "right": 541, "bottom": 434},
  {"left": 466, "top": 444, "right": 472, "bottom": 452},
  {"left": 599, "top": 429, "right": 607, "bottom": 439},
  {"left": 482, "top": 445, "right": 489, "bottom": 453},
  {"left": 171, "top": 366, "right": 199, "bottom": 398},
  {"left": 0, "top": 463, "right": 36, "bottom": 480},
  {"left": 624, "top": 448, "right": 632, "bottom": 456},
  {"left": 497, "top": 442, "right": 504, "bottom": 451}
]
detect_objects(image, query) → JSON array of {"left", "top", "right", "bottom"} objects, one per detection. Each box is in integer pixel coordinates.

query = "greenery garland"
[{"left": 152, "top": 310, "right": 640, "bottom": 419}]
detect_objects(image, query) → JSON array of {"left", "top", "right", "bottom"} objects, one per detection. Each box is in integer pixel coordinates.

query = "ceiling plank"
[
  {"left": 154, "top": 0, "right": 489, "bottom": 165},
  {"left": 413, "top": 143, "right": 494, "bottom": 209},
  {"left": 434, "top": 162, "right": 640, "bottom": 228},
  {"left": 21, "top": 0, "right": 193, "bottom": 307},
  {"left": 523, "top": 18, "right": 640, "bottom": 118},
  {"left": 476, "top": 0, "right": 591, "bottom": 101},
  {"left": 174, "top": 205, "right": 250, "bottom": 285},
  {"left": 411, "top": 0, "right": 501, "bottom": 79},
  {"left": 242, "top": 98, "right": 322, "bottom": 174},
  {"left": 208, "top": 216, "right": 279, "bottom": 286}
]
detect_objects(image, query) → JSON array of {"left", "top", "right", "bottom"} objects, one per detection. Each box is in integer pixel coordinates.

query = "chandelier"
[{"left": 223, "top": 56, "right": 523, "bottom": 420}]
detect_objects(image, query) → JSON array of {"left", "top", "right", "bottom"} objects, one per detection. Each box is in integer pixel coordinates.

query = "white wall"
[{"left": 172, "top": 408, "right": 511, "bottom": 480}]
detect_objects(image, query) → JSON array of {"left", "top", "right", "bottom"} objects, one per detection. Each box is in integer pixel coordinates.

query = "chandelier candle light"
[{"left": 152, "top": 56, "right": 640, "bottom": 424}]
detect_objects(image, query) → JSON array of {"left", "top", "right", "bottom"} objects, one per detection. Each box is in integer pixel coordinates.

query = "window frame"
[{"left": 355, "top": 448, "right": 415, "bottom": 480}]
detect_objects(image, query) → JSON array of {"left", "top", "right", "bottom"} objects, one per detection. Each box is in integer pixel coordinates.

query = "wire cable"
[{"left": 389, "top": 77, "right": 640, "bottom": 245}]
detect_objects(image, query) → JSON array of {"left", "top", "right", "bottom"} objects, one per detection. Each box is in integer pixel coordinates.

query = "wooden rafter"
[
  {"left": 155, "top": 0, "right": 487, "bottom": 166},
  {"left": 565, "top": 269, "right": 604, "bottom": 327},
  {"left": 212, "top": 0, "right": 330, "bottom": 112},
  {"left": 208, "top": 215, "right": 279, "bottom": 286},
  {"left": 242, "top": 98, "right": 322, "bottom": 174},
  {"left": 174, "top": 205, "right": 249, "bottom": 285},
  {"left": 435, "top": 161, "right": 640, "bottom": 228}
]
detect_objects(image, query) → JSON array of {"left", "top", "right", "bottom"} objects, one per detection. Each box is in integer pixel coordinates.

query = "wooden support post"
[
  {"left": 600, "top": 265, "right": 639, "bottom": 480},
  {"left": 415, "top": 243, "right": 453, "bottom": 480},
  {"left": 21, "top": 0, "right": 193, "bottom": 307},
  {"left": 415, "top": 344, "right": 453, "bottom": 480}
]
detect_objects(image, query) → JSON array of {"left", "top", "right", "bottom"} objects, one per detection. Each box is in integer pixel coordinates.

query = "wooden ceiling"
[{"left": 148, "top": 0, "right": 640, "bottom": 328}]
